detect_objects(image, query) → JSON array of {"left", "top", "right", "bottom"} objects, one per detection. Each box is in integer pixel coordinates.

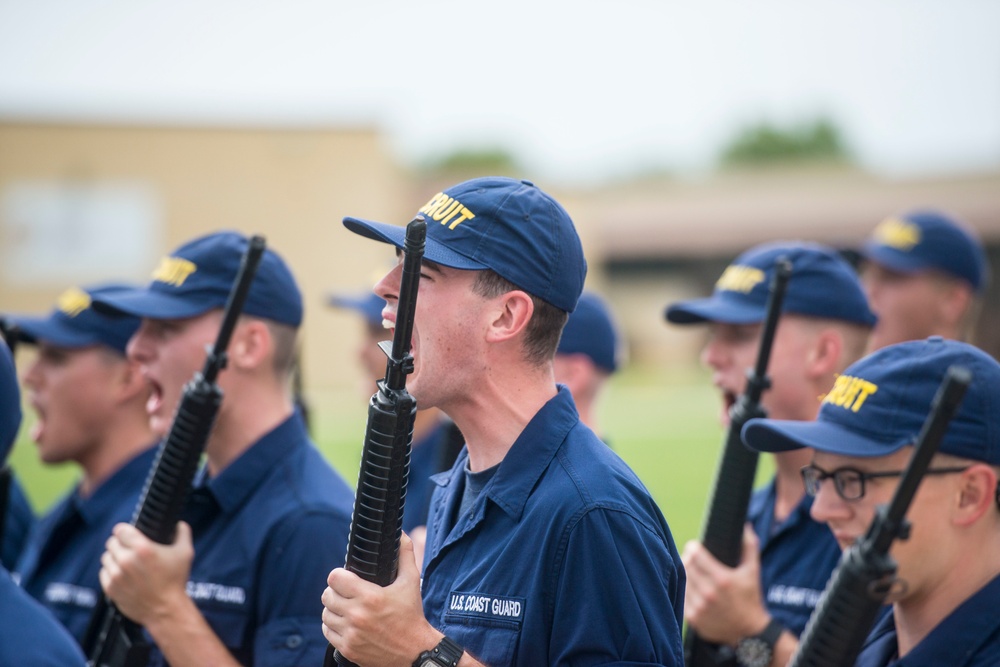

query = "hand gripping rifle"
[
  {"left": 85, "top": 236, "right": 266, "bottom": 667},
  {"left": 789, "top": 365, "right": 971, "bottom": 667},
  {"left": 685, "top": 258, "right": 793, "bottom": 667},
  {"left": 325, "top": 217, "right": 426, "bottom": 667}
]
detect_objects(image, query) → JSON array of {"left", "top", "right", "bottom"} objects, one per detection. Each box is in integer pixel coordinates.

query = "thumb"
[
  {"left": 397, "top": 531, "right": 419, "bottom": 582},
  {"left": 174, "top": 520, "right": 193, "bottom": 545},
  {"left": 741, "top": 524, "right": 761, "bottom": 569}
]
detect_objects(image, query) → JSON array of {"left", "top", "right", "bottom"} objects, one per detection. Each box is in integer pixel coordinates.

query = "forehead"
[{"left": 812, "top": 448, "right": 909, "bottom": 470}]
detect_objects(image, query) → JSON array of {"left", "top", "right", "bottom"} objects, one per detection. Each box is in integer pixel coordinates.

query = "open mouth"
[
  {"left": 146, "top": 379, "right": 164, "bottom": 417},
  {"left": 29, "top": 399, "right": 46, "bottom": 442}
]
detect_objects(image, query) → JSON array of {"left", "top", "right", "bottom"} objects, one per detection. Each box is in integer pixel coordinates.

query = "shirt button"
[{"left": 286, "top": 634, "right": 303, "bottom": 649}]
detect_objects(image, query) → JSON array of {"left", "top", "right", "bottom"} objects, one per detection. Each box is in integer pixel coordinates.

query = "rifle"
[
  {"left": 85, "top": 235, "right": 266, "bottom": 667},
  {"left": 788, "top": 365, "right": 971, "bottom": 667},
  {"left": 326, "top": 216, "right": 426, "bottom": 667},
  {"left": 685, "top": 258, "right": 793, "bottom": 667}
]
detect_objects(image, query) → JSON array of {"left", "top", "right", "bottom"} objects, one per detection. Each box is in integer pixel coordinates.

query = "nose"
[
  {"left": 809, "top": 478, "right": 850, "bottom": 525},
  {"left": 127, "top": 320, "right": 156, "bottom": 365},
  {"left": 700, "top": 337, "right": 728, "bottom": 372},
  {"left": 374, "top": 262, "right": 403, "bottom": 305},
  {"left": 23, "top": 356, "right": 42, "bottom": 390}
]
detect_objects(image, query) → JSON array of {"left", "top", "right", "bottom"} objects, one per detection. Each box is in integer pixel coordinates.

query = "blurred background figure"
[
  {"left": 0, "top": 320, "right": 88, "bottom": 666},
  {"left": 6, "top": 284, "right": 157, "bottom": 644},
  {"left": 327, "top": 291, "right": 463, "bottom": 535},
  {"left": 860, "top": 209, "right": 988, "bottom": 352},
  {"left": 553, "top": 291, "right": 623, "bottom": 438},
  {"left": 0, "top": 319, "right": 35, "bottom": 572}
]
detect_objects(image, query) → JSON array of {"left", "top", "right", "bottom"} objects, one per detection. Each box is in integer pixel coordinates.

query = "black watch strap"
[{"left": 413, "top": 635, "right": 463, "bottom": 667}]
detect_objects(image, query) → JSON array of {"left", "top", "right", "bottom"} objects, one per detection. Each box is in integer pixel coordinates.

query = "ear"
[
  {"left": 485, "top": 291, "right": 534, "bottom": 344},
  {"left": 953, "top": 464, "right": 997, "bottom": 527},
  {"left": 805, "top": 328, "right": 843, "bottom": 380},
  {"left": 227, "top": 319, "right": 273, "bottom": 372},
  {"left": 938, "top": 281, "right": 972, "bottom": 329}
]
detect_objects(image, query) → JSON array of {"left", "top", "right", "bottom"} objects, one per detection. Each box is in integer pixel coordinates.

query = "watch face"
[{"left": 735, "top": 637, "right": 772, "bottom": 667}]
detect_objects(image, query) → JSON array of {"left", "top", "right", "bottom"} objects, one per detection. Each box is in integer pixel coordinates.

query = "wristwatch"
[
  {"left": 412, "top": 635, "right": 464, "bottom": 667},
  {"left": 734, "top": 617, "right": 783, "bottom": 667}
]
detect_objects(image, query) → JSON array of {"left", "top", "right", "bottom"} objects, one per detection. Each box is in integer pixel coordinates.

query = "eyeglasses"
[{"left": 801, "top": 463, "right": 971, "bottom": 501}]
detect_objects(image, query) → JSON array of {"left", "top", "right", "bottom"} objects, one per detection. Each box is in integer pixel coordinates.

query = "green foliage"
[
  {"left": 422, "top": 147, "right": 523, "bottom": 176},
  {"left": 721, "top": 118, "right": 849, "bottom": 167}
]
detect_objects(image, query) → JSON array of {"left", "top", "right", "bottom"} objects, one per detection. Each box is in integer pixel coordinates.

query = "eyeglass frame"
[{"left": 800, "top": 463, "right": 971, "bottom": 502}]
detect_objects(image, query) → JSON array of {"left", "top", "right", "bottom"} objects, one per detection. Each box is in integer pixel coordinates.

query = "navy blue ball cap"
[
  {"left": 8, "top": 284, "right": 141, "bottom": 355},
  {"left": 93, "top": 231, "right": 303, "bottom": 327},
  {"left": 742, "top": 337, "right": 1000, "bottom": 465},
  {"left": 557, "top": 292, "right": 622, "bottom": 373},
  {"left": 344, "top": 177, "right": 587, "bottom": 313},
  {"left": 327, "top": 291, "right": 386, "bottom": 327},
  {"left": 665, "top": 241, "right": 876, "bottom": 327},
  {"left": 862, "top": 210, "right": 988, "bottom": 292},
  {"left": 0, "top": 342, "right": 20, "bottom": 464}
]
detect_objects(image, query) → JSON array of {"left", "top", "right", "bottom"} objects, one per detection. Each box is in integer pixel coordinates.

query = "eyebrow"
[{"left": 422, "top": 258, "right": 445, "bottom": 274}]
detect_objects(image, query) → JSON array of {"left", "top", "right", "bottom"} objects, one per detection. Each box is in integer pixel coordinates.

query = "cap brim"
[
  {"left": 7, "top": 316, "right": 101, "bottom": 348},
  {"left": 92, "top": 288, "right": 213, "bottom": 320},
  {"left": 343, "top": 217, "right": 489, "bottom": 271},
  {"left": 741, "top": 417, "right": 909, "bottom": 458},
  {"left": 861, "top": 242, "right": 930, "bottom": 275},
  {"left": 665, "top": 295, "right": 765, "bottom": 325}
]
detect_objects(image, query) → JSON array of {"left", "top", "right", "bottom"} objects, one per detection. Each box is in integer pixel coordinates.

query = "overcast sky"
[{"left": 1, "top": 0, "right": 998, "bottom": 185}]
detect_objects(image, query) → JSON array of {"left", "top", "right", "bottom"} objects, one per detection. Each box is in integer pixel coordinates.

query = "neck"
[
  {"left": 894, "top": 532, "right": 1000, "bottom": 656},
  {"left": 446, "top": 364, "right": 557, "bottom": 473},
  {"left": 205, "top": 382, "right": 294, "bottom": 476},
  {"left": 79, "top": 412, "right": 156, "bottom": 498}
]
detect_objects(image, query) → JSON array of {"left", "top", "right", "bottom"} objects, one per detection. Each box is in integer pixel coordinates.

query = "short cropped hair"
[{"left": 471, "top": 270, "right": 568, "bottom": 367}]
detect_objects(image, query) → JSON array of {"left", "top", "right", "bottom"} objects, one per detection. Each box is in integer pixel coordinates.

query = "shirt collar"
[
  {"left": 748, "top": 477, "right": 817, "bottom": 544},
  {"left": 463, "top": 385, "right": 579, "bottom": 521},
  {"left": 74, "top": 443, "right": 160, "bottom": 525},
  {"left": 901, "top": 573, "right": 1000, "bottom": 663},
  {"left": 195, "top": 412, "right": 308, "bottom": 514}
]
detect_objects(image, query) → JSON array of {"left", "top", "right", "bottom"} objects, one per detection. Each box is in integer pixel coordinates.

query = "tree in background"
[{"left": 721, "top": 118, "right": 850, "bottom": 167}]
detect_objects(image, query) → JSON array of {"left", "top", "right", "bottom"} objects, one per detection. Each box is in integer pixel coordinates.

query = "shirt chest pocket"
[{"left": 442, "top": 593, "right": 524, "bottom": 666}]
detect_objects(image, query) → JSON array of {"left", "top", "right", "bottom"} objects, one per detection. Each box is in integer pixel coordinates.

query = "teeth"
[{"left": 383, "top": 318, "right": 394, "bottom": 330}]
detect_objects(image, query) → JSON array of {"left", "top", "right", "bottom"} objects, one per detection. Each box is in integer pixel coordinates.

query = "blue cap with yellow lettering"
[
  {"left": 0, "top": 341, "right": 21, "bottom": 464},
  {"left": 93, "top": 231, "right": 303, "bottom": 327},
  {"left": 665, "top": 241, "right": 877, "bottom": 327},
  {"left": 862, "top": 210, "right": 988, "bottom": 292},
  {"left": 557, "top": 292, "right": 622, "bottom": 373},
  {"left": 741, "top": 337, "right": 1000, "bottom": 465},
  {"left": 8, "top": 284, "right": 141, "bottom": 355},
  {"left": 343, "top": 177, "right": 587, "bottom": 313}
]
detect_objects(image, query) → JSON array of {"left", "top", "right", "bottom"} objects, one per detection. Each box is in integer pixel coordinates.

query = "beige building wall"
[{"left": 0, "top": 122, "right": 414, "bottom": 405}]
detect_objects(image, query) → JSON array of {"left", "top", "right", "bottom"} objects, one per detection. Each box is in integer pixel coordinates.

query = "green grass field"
[{"left": 7, "top": 364, "right": 774, "bottom": 550}]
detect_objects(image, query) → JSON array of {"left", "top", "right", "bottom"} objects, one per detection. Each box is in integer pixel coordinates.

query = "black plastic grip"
[
  {"left": 789, "top": 547, "right": 895, "bottom": 667},
  {"left": 132, "top": 379, "right": 222, "bottom": 544},
  {"left": 344, "top": 390, "right": 416, "bottom": 583}
]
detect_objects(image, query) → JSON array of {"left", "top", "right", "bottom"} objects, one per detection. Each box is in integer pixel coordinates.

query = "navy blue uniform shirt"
[
  {"left": 2, "top": 472, "right": 35, "bottom": 569},
  {"left": 421, "top": 387, "right": 685, "bottom": 666},
  {"left": 146, "top": 413, "right": 354, "bottom": 667},
  {"left": 748, "top": 479, "right": 841, "bottom": 636},
  {"left": 16, "top": 444, "right": 158, "bottom": 644},
  {"left": 0, "top": 567, "right": 86, "bottom": 666},
  {"left": 855, "top": 573, "right": 1000, "bottom": 666}
]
